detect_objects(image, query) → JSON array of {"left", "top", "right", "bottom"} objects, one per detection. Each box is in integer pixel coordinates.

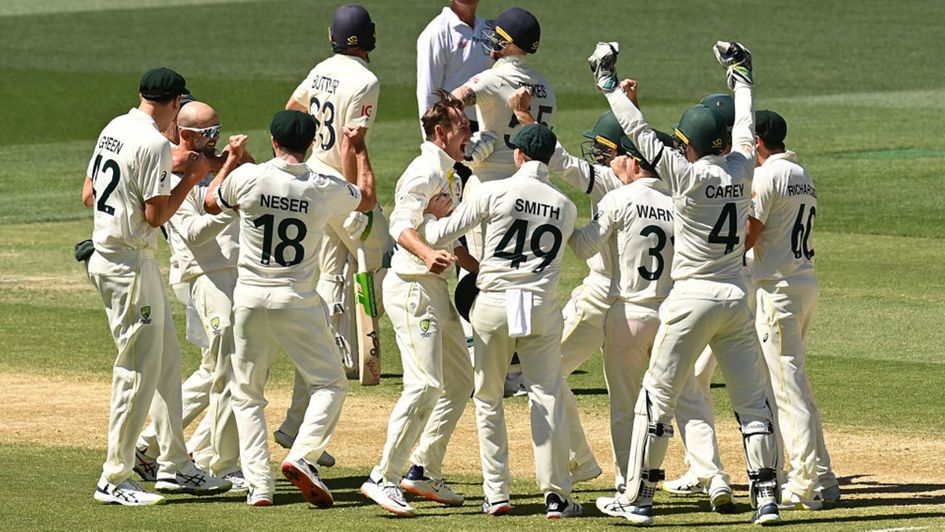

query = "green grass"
[
  {"left": 3, "top": 442, "right": 945, "bottom": 531},
  {"left": 2, "top": 0, "right": 945, "bottom": 528}
]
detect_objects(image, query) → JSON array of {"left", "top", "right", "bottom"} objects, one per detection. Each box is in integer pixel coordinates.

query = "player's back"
[
  {"left": 466, "top": 56, "right": 556, "bottom": 180},
  {"left": 225, "top": 159, "right": 361, "bottom": 307},
  {"left": 668, "top": 151, "right": 753, "bottom": 285},
  {"left": 476, "top": 161, "right": 575, "bottom": 299},
  {"left": 88, "top": 109, "right": 171, "bottom": 255},
  {"left": 292, "top": 54, "right": 379, "bottom": 173},
  {"left": 601, "top": 178, "right": 675, "bottom": 308},
  {"left": 750, "top": 152, "right": 817, "bottom": 284}
]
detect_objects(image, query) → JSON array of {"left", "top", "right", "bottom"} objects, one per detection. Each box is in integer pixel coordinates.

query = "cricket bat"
[{"left": 354, "top": 244, "right": 381, "bottom": 385}]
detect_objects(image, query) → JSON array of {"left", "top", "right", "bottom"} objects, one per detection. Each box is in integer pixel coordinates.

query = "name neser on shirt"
[{"left": 260, "top": 194, "right": 309, "bottom": 213}]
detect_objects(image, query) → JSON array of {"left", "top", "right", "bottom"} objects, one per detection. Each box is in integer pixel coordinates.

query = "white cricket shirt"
[
  {"left": 422, "top": 160, "right": 577, "bottom": 299},
  {"left": 290, "top": 54, "right": 380, "bottom": 173},
  {"left": 571, "top": 177, "right": 675, "bottom": 310},
  {"left": 388, "top": 141, "right": 464, "bottom": 278},
  {"left": 165, "top": 173, "right": 239, "bottom": 282},
  {"left": 460, "top": 55, "right": 556, "bottom": 181},
  {"left": 217, "top": 157, "right": 361, "bottom": 308},
  {"left": 416, "top": 6, "right": 490, "bottom": 122},
  {"left": 750, "top": 151, "right": 818, "bottom": 284},
  {"left": 86, "top": 108, "right": 172, "bottom": 255}
]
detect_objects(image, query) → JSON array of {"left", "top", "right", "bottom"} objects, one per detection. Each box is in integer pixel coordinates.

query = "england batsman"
[
  {"left": 205, "top": 110, "right": 375, "bottom": 506},
  {"left": 360, "top": 91, "right": 476, "bottom": 517},
  {"left": 748, "top": 110, "right": 840, "bottom": 509},
  {"left": 422, "top": 124, "right": 582, "bottom": 519},
  {"left": 588, "top": 41, "right": 782, "bottom": 525},
  {"left": 280, "top": 3, "right": 392, "bottom": 448},
  {"left": 83, "top": 68, "right": 231, "bottom": 505}
]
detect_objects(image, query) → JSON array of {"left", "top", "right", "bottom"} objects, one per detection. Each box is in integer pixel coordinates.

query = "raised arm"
[
  {"left": 421, "top": 187, "right": 489, "bottom": 248},
  {"left": 342, "top": 126, "right": 377, "bottom": 212},
  {"left": 204, "top": 135, "right": 248, "bottom": 215},
  {"left": 568, "top": 197, "right": 618, "bottom": 260}
]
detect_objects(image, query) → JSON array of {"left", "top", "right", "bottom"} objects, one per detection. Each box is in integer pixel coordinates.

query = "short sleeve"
[
  {"left": 750, "top": 167, "right": 776, "bottom": 224},
  {"left": 141, "top": 140, "right": 172, "bottom": 201},
  {"left": 216, "top": 166, "right": 245, "bottom": 211},
  {"left": 345, "top": 79, "right": 380, "bottom": 129},
  {"left": 324, "top": 175, "right": 362, "bottom": 217},
  {"left": 462, "top": 68, "right": 500, "bottom": 99},
  {"left": 290, "top": 73, "right": 311, "bottom": 110}
]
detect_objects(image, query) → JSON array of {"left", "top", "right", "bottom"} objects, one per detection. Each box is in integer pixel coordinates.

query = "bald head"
[{"left": 177, "top": 101, "right": 218, "bottom": 129}]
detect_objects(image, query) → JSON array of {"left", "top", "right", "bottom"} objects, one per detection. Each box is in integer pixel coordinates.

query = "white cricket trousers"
[
  {"left": 643, "top": 281, "right": 773, "bottom": 441},
  {"left": 139, "top": 269, "right": 241, "bottom": 475},
  {"left": 559, "top": 274, "right": 614, "bottom": 477},
  {"left": 88, "top": 250, "right": 190, "bottom": 484},
  {"left": 471, "top": 293, "right": 572, "bottom": 503},
  {"left": 755, "top": 280, "right": 834, "bottom": 499},
  {"left": 371, "top": 273, "right": 473, "bottom": 483},
  {"left": 231, "top": 302, "right": 348, "bottom": 496},
  {"left": 673, "top": 347, "right": 731, "bottom": 486}
]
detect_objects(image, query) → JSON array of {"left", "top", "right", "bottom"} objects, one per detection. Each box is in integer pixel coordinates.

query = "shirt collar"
[
  {"left": 495, "top": 54, "right": 528, "bottom": 69},
  {"left": 514, "top": 159, "right": 549, "bottom": 181},
  {"left": 335, "top": 53, "right": 368, "bottom": 69},
  {"left": 269, "top": 157, "right": 310, "bottom": 176},
  {"left": 635, "top": 176, "right": 668, "bottom": 192},
  {"left": 128, "top": 108, "right": 159, "bottom": 130},
  {"left": 420, "top": 141, "right": 457, "bottom": 173},
  {"left": 763, "top": 150, "right": 797, "bottom": 166}
]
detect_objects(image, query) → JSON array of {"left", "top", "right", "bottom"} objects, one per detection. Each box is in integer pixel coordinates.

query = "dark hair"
[{"left": 421, "top": 90, "right": 464, "bottom": 140}]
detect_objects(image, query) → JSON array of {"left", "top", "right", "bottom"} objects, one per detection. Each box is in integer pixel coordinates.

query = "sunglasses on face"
[{"left": 179, "top": 124, "right": 222, "bottom": 138}]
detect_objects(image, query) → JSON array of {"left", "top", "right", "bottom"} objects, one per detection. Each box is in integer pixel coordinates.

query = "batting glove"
[
  {"left": 588, "top": 42, "right": 620, "bottom": 92},
  {"left": 464, "top": 130, "right": 498, "bottom": 164},
  {"left": 713, "top": 40, "right": 753, "bottom": 90},
  {"left": 343, "top": 211, "right": 370, "bottom": 240}
]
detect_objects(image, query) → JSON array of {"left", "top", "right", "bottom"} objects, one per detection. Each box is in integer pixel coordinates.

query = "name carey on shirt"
[{"left": 705, "top": 183, "right": 745, "bottom": 199}]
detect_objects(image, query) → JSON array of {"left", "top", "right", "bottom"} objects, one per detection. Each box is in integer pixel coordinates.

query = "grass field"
[{"left": 2, "top": 0, "right": 945, "bottom": 529}]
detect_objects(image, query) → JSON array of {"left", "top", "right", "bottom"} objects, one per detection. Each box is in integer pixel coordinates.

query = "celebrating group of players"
[{"left": 81, "top": 0, "right": 839, "bottom": 526}]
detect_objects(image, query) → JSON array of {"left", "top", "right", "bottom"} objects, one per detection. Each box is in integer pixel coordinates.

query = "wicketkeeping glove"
[
  {"left": 464, "top": 130, "right": 498, "bottom": 164},
  {"left": 588, "top": 42, "right": 620, "bottom": 92},
  {"left": 713, "top": 40, "right": 753, "bottom": 90}
]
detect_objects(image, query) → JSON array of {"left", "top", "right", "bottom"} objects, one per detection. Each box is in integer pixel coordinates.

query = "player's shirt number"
[
  {"left": 253, "top": 214, "right": 307, "bottom": 266},
  {"left": 503, "top": 105, "right": 553, "bottom": 150},
  {"left": 90, "top": 154, "right": 121, "bottom": 215},
  {"left": 708, "top": 202, "right": 740, "bottom": 254},
  {"left": 493, "top": 218, "right": 562, "bottom": 273},
  {"left": 791, "top": 203, "right": 815, "bottom": 260},
  {"left": 308, "top": 97, "right": 336, "bottom": 151},
  {"left": 638, "top": 224, "right": 669, "bottom": 281}
]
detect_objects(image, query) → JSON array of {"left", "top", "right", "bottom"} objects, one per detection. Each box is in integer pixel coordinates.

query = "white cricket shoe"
[
  {"left": 94, "top": 479, "right": 165, "bottom": 506},
  {"left": 660, "top": 475, "right": 703, "bottom": 495},
  {"left": 132, "top": 447, "right": 157, "bottom": 482},
  {"left": 616, "top": 482, "right": 657, "bottom": 525},
  {"left": 281, "top": 457, "right": 333, "bottom": 507},
  {"left": 155, "top": 463, "right": 232, "bottom": 495},
  {"left": 779, "top": 489, "right": 824, "bottom": 510},
  {"left": 246, "top": 487, "right": 273, "bottom": 507},
  {"left": 708, "top": 477, "right": 737, "bottom": 513},
  {"left": 753, "top": 484, "right": 782, "bottom": 525},
  {"left": 223, "top": 470, "right": 249, "bottom": 493},
  {"left": 361, "top": 477, "right": 415, "bottom": 517},
  {"left": 400, "top": 465, "right": 463, "bottom": 506},
  {"left": 571, "top": 460, "right": 603, "bottom": 484},
  {"left": 596, "top": 493, "right": 634, "bottom": 517},
  {"left": 481, "top": 499, "right": 512, "bottom": 516},
  {"left": 545, "top": 492, "right": 582, "bottom": 519}
]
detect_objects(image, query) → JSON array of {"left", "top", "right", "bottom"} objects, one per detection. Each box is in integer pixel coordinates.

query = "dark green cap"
[
  {"left": 699, "top": 93, "right": 735, "bottom": 129},
  {"left": 509, "top": 123, "right": 556, "bottom": 164},
  {"left": 583, "top": 111, "right": 629, "bottom": 154},
  {"left": 674, "top": 104, "right": 726, "bottom": 155},
  {"left": 270, "top": 110, "right": 317, "bottom": 151},
  {"left": 756, "top": 110, "right": 787, "bottom": 146},
  {"left": 622, "top": 130, "right": 674, "bottom": 172},
  {"left": 139, "top": 67, "right": 189, "bottom": 101}
]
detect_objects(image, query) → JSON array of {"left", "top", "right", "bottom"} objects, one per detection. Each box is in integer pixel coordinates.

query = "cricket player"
[
  {"left": 417, "top": 0, "right": 490, "bottom": 129},
  {"left": 661, "top": 93, "right": 739, "bottom": 511},
  {"left": 204, "top": 110, "right": 375, "bottom": 506},
  {"left": 83, "top": 68, "right": 231, "bottom": 505},
  {"left": 588, "top": 42, "right": 782, "bottom": 525},
  {"left": 360, "top": 91, "right": 476, "bottom": 517},
  {"left": 282, "top": 4, "right": 393, "bottom": 437},
  {"left": 748, "top": 110, "right": 840, "bottom": 509},
  {"left": 133, "top": 102, "right": 250, "bottom": 491},
  {"left": 422, "top": 124, "right": 582, "bottom": 519},
  {"left": 568, "top": 132, "right": 677, "bottom": 499}
]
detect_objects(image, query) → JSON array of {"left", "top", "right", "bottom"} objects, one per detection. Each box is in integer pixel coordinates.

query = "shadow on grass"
[{"left": 572, "top": 388, "right": 608, "bottom": 396}]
